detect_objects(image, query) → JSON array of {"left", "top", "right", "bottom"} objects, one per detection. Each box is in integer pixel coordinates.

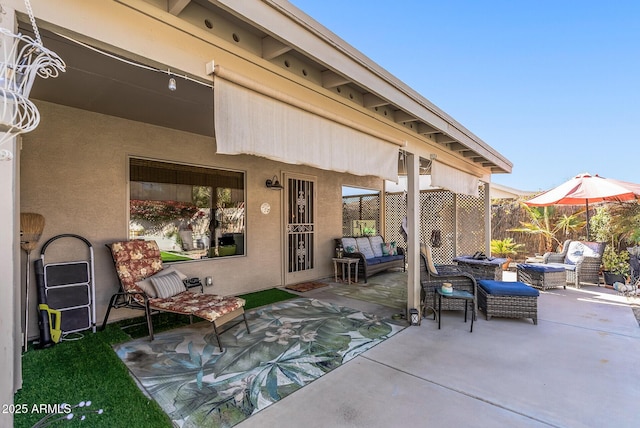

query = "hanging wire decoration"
[{"left": 0, "top": 0, "right": 66, "bottom": 160}]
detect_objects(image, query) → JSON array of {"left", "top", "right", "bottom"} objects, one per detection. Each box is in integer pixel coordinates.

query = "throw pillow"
[
  {"left": 135, "top": 277, "right": 158, "bottom": 297},
  {"left": 564, "top": 241, "right": 602, "bottom": 266},
  {"left": 345, "top": 245, "right": 356, "bottom": 253},
  {"left": 135, "top": 266, "right": 187, "bottom": 298},
  {"left": 565, "top": 241, "right": 587, "bottom": 265},
  {"left": 381, "top": 242, "right": 397, "bottom": 256},
  {"left": 151, "top": 271, "right": 186, "bottom": 298}
]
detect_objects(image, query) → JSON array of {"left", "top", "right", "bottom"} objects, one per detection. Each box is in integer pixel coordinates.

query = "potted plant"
[
  {"left": 490, "top": 237, "right": 524, "bottom": 269},
  {"left": 601, "top": 246, "right": 629, "bottom": 286}
]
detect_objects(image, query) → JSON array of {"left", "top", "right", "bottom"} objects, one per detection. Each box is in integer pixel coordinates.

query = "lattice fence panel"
[
  {"left": 421, "top": 191, "right": 456, "bottom": 264},
  {"left": 384, "top": 186, "right": 485, "bottom": 263},
  {"left": 456, "top": 186, "right": 485, "bottom": 256},
  {"left": 384, "top": 193, "right": 406, "bottom": 246},
  {"left": 342, "top": 194, "right": 381, "bottom": 237}
]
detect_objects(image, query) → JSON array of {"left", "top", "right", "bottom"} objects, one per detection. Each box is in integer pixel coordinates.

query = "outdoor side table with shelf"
[
  {"left": 435, "top": 288, "right": 475, "bottom": 332},
  {"left": 332, "top": 257, "right": 359, "bottom": 284}
]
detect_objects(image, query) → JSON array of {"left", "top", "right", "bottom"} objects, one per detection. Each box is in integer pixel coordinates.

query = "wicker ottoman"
[
  {"left": 477, "top": 280, "right": 539, "bottom": 325},
  {"left": 516, "top": 263, "right": 566, "bottom": 291}
]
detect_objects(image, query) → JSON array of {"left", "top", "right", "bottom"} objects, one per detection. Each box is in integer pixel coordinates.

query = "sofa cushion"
[
  {"left": 370, "top": 255, "right": 404, "bottom": 265},
  {"left": 366, "top": 257, "right": 382, "bottom": 265},
  {"left": 341, "top": 237, "right": 358, "bottom": 254},
  {"left": 478, "top": 280, "right": 540, "bottom": 297},
  {"left": 356, "top": 237, "right": 376, "bottom": 259},
  {"left": 547, "top": 262, "right": 576, "bottom": 272},
  {"left": 565, "top": 241, "right": 600, "bottom": 265},
  {"left": 369, "top": 236, "right": 385, "bottom": 257}
]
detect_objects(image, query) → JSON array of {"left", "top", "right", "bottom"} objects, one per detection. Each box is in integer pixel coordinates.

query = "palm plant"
[
  {"left": 490, "top": 237, "right": 524, "bottom": 258},
  {"left": 509, "top": 203, "right": 585, "bottom": 254},
  {"left": 607, "top": 203, "right": 640, "bottom": 245},
  {"left": 508, "top": 205, "right": 558, "bottom": 254}
]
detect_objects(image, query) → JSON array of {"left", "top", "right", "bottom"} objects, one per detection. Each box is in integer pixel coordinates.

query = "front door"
[{"left": 284, "top": 174, "right": 316, "bottom": 284}]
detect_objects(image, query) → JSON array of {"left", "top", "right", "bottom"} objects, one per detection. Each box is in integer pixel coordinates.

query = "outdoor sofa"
[
  {"left": 543, "top": 239, "right": 606, "bottom": 288},
  {"left": 337, "top": 236, "right": 405, "bottom": 283}
]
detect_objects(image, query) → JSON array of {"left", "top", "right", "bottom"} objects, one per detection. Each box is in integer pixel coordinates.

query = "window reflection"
[{"left": 129, "top": 158, "right": 245, "bottom": 261}]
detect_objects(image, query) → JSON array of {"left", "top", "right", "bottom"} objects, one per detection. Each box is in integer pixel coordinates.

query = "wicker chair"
[
  {"left": 543, "top": 240, "right": 606, "bottom": 288},
  {"left": 102, "top": 240, "right": 249, "bottom": 350},
  {"left": 420, "top": 244, "right": 477, "bottom": 320}
]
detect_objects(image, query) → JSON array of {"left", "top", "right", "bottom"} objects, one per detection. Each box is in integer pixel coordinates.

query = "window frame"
[{"left": 127, "top": 156, "right": 247, "bottom": 263}]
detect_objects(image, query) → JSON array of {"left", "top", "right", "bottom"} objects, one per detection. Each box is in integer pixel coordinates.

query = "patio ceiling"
[
  {"left": 25, "top": 25, "right": 215, "bottom": 137},
  {"left": 25, "top": 0, "right": 511, "bottom": 175}
]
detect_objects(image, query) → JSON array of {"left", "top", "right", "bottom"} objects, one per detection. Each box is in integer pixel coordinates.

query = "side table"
[
  {"left": 332, "top": 257, "right": 359, "bottom": 284},
  {"left": 436, "top": 288, "right": 475, "bottom": 332}
]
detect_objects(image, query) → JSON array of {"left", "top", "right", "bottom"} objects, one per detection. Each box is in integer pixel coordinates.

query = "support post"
[
  {"left": 484, "top": 182, "right": 492, "bottom": 255},
  {"left": 406, "top": 153, "right": 420, "bottom": 318}
]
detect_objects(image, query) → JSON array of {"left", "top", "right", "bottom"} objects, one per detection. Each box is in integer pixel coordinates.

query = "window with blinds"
[{"left": 129, "top": 158, "right": 245, "bottom": 261}]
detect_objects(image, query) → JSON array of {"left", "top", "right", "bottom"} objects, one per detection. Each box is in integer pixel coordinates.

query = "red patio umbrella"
[{"left": 525, "top": 173, "right": 640, "bottom": 239}]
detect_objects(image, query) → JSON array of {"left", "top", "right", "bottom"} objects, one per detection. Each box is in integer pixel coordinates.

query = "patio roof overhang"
[{"left": 22, "top": 0, "right": 511, "bottom": 180}]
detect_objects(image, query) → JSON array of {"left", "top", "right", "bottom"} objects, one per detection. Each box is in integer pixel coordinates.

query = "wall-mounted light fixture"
[{"left": 265, "top": 175, "right": 284, "bottom": 190}]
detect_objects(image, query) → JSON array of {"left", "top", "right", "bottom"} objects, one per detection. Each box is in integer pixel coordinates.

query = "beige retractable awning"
[
  {"left": 213, "top": 67, "right": 400, "bottom": 181},
  {"left": 430, "top": 159, "right": 479, "bottom": 197}
]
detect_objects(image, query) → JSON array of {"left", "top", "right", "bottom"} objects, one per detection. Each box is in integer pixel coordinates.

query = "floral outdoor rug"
[
  {"left": 328, "top": 271, "right": 407, "bottom": 309},
  {"left": 114, "top": 298, "right": 403, "bottom": 427}
]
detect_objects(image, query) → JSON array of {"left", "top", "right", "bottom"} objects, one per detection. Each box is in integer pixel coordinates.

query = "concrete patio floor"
[{"left": 238, "top": 276, "right": 640, "bottom": 428}]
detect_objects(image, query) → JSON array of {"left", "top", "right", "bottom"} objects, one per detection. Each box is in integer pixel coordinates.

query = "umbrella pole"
[{"left": 585, "top": 199, "right": 590, "bottom": 240}]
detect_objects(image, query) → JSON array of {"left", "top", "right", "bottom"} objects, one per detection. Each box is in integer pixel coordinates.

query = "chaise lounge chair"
[{"left": 102, "top": 240, "right": 249, "bottom": 350}]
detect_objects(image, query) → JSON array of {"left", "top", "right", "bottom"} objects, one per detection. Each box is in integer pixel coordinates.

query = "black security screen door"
[{"left": 287, "top": 177, "right": 315, "bottom": 273}]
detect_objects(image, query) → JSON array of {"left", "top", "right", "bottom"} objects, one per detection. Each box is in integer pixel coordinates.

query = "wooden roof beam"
[
  {"left": 168, "top": 0, "right": 191, "bottom": 16},
  {"left": 434, "top": 133, "right": 456, "bottom": 144},
  {"left": 417, "top": 123, "right": 439, "bottom": 135},
  {"left": 262, "top": 36, "right": 292, "bottom": 60},
  {"left": 363, "top": 93, "right": 389, "bottom": 108},
  {"left": 394, "top": 111, "right": 418, "bottom": 123},
  {"left": 448, "top": 142, "right": 471, "bottom": 152},
  {"left": 322, "top": 70, "right": 351, "bottom": 88},
  {"left": 463, "top": 151, "right": 482, "bottom": 159}
]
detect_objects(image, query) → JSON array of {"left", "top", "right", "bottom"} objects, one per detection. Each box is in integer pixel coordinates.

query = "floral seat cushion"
[
  {"left": 111, "top": 240, "right": 163, "bottom": 295},
  {"left": 149, "top": 292, "right": 245, "bottom": 323}
]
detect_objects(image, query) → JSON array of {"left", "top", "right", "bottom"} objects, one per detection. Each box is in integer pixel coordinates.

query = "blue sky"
[{"left": 289, "top": 0, "right": 640, "bottom": 192}]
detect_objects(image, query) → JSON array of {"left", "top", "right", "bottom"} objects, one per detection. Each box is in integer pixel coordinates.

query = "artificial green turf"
[
  {"left": 15, "top": 325, "right": 172, "bottom": 428},
  {"left": 14, "top": 288, "right": 297, "bottom": 427},
  {"left": 238, "top": 288, "right": 298, "bottom": 310}
]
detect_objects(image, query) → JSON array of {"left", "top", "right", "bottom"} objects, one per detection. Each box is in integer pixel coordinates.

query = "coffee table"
[{"left": 453, "top": 256, "right": 507, "bottom": 280}]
